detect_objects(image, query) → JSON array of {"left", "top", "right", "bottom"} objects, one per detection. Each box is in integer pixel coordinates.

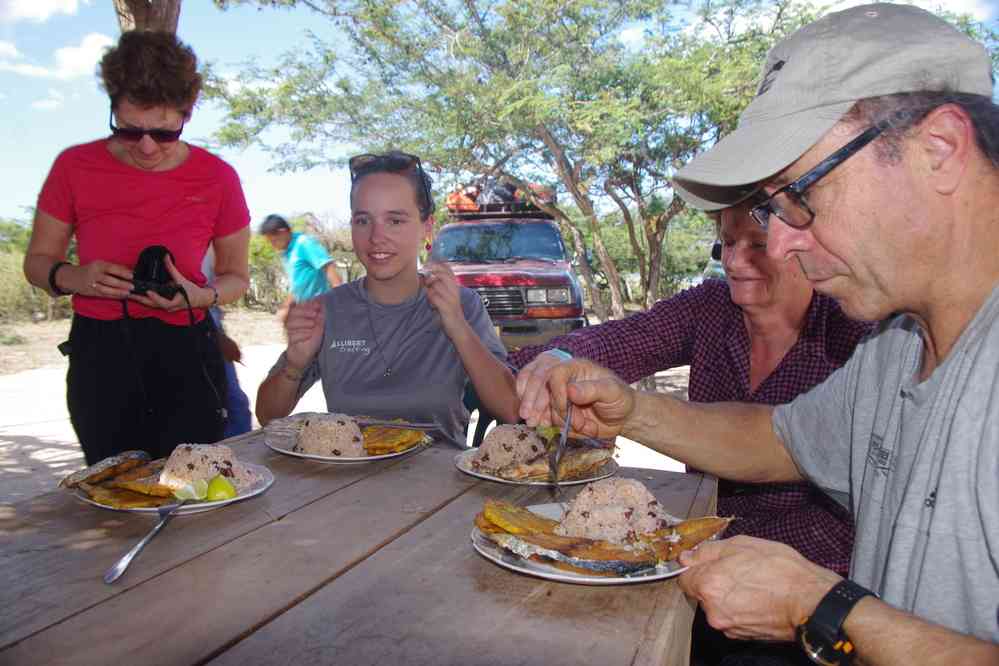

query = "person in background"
[
  {"left": 259, "top": 214, "right": 342, "bottom": 323},
  {"left": 202, "top": 248, "right": 252, "bottom": 438},
  {"left": 529, "top": 4, "right": 999, "bottom": 664},
  {"left": 23, "top": 31, "right": 250, "bottom": 464},
  {"left": 514, "top": 199, "right": 873, "bottom": 665},
  {"left": 255, "top": 151, "right": 519, "bottom": 447}
]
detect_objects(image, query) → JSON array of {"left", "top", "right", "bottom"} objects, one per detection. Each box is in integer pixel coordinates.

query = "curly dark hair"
[{"left": 99, "top": 31, "right": 202, "bottom": 117}]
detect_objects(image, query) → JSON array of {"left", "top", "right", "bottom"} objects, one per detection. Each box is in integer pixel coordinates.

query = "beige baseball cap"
[{"left": 673, "top": 3, "right": 995, "bottom": 211}]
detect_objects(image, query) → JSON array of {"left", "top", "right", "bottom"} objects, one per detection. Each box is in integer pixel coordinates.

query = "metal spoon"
[{"left": 104, "top": 500, "right": 188, "bottom": 584}]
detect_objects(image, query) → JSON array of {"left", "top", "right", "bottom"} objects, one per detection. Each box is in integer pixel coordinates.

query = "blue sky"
[
  {"left": 1, "top": 0, "right": 997, "bottom": 229},
  {"left": 0, "top": 0, "right": 354, "bottom": 227}
]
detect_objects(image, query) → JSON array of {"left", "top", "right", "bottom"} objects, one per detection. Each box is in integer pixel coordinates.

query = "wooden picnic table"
[{"left": 0, "top": 432, "right": 716, "bottom": 666}]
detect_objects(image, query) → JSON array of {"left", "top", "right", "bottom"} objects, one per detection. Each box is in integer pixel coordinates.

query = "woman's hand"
[
  {"left": 285, "top": 298, "right": 325, "bottom": 370},
  {"left": 64, "top": 260, "right": 135, "bottom": 299},
  {"left": 129, "top": 255, "right": 211, "bottom": 312},
  {"left": 422, "top": 262, "right": 468, "bottom": 338}
]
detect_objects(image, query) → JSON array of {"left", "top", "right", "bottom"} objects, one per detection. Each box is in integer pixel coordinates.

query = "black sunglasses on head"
[
  {"left": 109, "top": 108, "right": 185, "bottom": 144},
  {"left": 349, "top": 151, "right": 434, "bottom": 213}
]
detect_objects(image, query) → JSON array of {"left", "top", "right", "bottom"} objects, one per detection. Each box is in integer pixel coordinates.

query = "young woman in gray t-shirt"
[{"left": 256, "top": 152, "right": 519, "bottom": 446}]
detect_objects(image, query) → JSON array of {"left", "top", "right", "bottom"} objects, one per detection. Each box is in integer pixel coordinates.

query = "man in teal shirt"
[{"left": 259, "top": 214, "right": 342, "bottom": 322}]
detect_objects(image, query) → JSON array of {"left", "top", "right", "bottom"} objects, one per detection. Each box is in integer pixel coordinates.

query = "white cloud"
[
  {"left": 0, "top": 40, "right": 19, "bottom": 59},
  {"left": 0, "top": 0, "right": 87, "bottom": 24},
  {"left": 31, "top": 88, "right": 64, "bottom": 110},
  {"left": 0, "top": 32, "right": 112, "bottom": 79},
  {"left": 51, "top": 32, "right": 112, "bottom": 78}
]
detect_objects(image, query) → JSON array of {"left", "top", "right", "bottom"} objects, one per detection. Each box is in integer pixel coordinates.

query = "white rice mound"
[
  {"left": 472, "top": 424, "right": 545, "bottom": 472},
  {"left": 159, "top": 443, "right": 259, "bottom": 492},
  {"left": 294, "top": 413, "right": 365, "bottom": 457},
  {"left": 556, "top": 477, "right": 673, "bottom": 543}
]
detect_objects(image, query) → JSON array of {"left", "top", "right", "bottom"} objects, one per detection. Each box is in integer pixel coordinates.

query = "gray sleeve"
[
  {"left": 772, "top": 355, "right": 857, "bottom": 507},
  {"left": 266, "top": 350, "right": 321, "bottom": 402},
  {"left": 460, "top": 287, "right": 507, "bottom": 361}
]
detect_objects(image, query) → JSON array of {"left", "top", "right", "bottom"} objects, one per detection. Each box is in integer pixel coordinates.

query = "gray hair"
[{"left": 844, "top": 92, "right": 999, "bottom": 167}]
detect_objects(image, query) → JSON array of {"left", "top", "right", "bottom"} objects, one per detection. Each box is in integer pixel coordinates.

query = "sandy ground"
[{"left": 0, "top": 311, "right": 688, "bottom": 505}]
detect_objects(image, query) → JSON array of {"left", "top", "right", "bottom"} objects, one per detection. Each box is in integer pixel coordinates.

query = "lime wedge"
[
  {"left": 173, "top": 479, "right": 209, "bottom": 501},
  {"left": 206, "top": 474, "right": 237, "bottom": 501}
]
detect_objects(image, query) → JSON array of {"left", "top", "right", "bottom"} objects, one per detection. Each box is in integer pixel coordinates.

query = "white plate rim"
[
  {"left": 263, "top": 413, "right": 432, "bottom": 464},
  {"left": 453, "top": 448, "right": 618, "bottom": 486},
  {"left": 470, "top": 503, "right": 686, "bottom": 585},
  {"left": 264, "top": 434, "right": 430, "bottom": 464},
  {"left": 73, "top": 463, "right": 275, "bottom": 515}
]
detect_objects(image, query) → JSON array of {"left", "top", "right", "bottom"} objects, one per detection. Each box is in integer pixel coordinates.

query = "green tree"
[
  {"left": 208, "top": 0, "right": 793, "bottom": 317},
  {"left": 209, "top": 0, "right": 998, "bottom": 314}
]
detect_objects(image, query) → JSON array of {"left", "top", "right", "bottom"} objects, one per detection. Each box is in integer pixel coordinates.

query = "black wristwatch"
[{"left": 796, "top": 580, "right": 876, "bottom": 666}]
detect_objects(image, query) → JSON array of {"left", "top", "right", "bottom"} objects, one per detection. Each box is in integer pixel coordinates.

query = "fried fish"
[{"left": 59, "top": 451, "right": 151, "bottom": 489}]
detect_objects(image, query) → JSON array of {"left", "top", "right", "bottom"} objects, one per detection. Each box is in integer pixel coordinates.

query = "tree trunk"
[
  {"left": 586, "top": 215, "right": 626, "bottom": 319},
  {"left": 113, "top": 0, "right": 182, "bottom": 33},
  {"left": 564, "top": 220, "right": 606, "bottom": 323}
]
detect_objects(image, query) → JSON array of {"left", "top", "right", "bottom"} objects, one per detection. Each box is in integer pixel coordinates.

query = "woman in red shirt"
[{"left": 23, "top": 31, "right": 250, "bottom": 464}]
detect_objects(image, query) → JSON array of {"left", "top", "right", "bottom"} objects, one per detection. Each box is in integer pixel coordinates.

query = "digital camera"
[{"left": 131, "top": 245, "right": 182, "bottom": 299}]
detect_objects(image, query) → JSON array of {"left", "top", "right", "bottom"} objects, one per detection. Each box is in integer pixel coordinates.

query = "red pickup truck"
[{"left": 430, "top": 202, "right": 586, "bottom": 350}]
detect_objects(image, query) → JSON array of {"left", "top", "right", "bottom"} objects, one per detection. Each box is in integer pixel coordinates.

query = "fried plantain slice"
[
  {"left": 482, "top": 498, "right": 559, "bottom": 536},
  {"left": 78, "top": 482, "right": 172, "bottom": 509},
  {"left": 362, "top": 426, "right": 426, "bottom": 455},
  {"left": 474, "top": 511, "right": 505, "bottom": 534},
  {"left": 59, "top": 451, "right": 151, "bottom": 489},
  {"left": 106, "top": 476, "right": 175, "bottom": 497}
]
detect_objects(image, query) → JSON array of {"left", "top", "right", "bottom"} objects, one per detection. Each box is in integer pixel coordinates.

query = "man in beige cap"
[{"left": 520, "top": 3, "right": 998, "bottom": 664}]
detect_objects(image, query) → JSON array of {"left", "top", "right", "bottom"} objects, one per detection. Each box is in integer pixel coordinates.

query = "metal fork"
[
  {"left": 548, "top": 403, "right": 573, "bottom": 499},
  {"left": 104, "top": 500, "right": 188, "bottom": 584}
]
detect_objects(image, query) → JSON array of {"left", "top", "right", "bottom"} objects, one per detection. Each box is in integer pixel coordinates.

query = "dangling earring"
[{"left": 425, "top": 241, "right": 432, "bottom": 252}]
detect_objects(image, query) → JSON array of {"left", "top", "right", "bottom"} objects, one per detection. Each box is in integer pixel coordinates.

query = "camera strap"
[{"left": 120, "top": 293, "right": 227, "bottom": 426}]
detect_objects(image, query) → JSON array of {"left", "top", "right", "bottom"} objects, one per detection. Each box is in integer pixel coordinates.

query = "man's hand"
[
  {"left": 677, "top": 535, "right": 841, "bottom": 642},
  {"left": 285, "top": 298, "right": 325, "bottom": 369},
  {"left": 536, "top": 359, "right": 637, "bottom": 440},
  {"left": 516, "top": 350, "right": 570, "bottom": 425}
]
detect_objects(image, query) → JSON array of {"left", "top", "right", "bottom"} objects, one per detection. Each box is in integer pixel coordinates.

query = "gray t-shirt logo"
[
  {"left": 330, "top": 338, "right": 372, "bottom": 355},
  {"left": 865, "top": 433, "right": 893, "bottom": 477}
]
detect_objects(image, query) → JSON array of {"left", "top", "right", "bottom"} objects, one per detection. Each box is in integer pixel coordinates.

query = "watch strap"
[
  {"left": 798, "top": 579, "right": 875, "bottom": 665},
  {"left": 547, "top": 348, "right": 572, "bottom": 362}
]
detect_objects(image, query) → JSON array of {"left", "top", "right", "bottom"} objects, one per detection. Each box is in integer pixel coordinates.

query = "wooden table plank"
[
  {"left": 0, "top": 445, "right": 477, "bottom": 666},
  {"left": 0, "top": 438, "right": 439, "bottom": 651},
  {"left": 210, "top": 468, "right": 716, "bottom": 666}
]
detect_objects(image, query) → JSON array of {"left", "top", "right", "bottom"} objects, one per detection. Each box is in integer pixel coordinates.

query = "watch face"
[{"left": 796, "top": 624, "right": 848, "bottom": 666}]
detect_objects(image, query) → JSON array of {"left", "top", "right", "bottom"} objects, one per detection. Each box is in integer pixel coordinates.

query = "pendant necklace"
[{"left": 364, "top": 286, "right": 424, "bottom": 377}]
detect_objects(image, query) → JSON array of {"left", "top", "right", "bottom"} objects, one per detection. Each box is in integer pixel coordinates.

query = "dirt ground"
[{"left": 0, "top": 308, "right": 282, "bottom": 375}]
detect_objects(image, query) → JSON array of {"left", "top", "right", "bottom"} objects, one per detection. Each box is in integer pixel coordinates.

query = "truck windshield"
[{"left": 431, "top": 222, "right": 566, "bottom": 263}]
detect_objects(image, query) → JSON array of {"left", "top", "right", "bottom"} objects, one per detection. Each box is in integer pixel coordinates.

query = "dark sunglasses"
[
  {"left": 349, "top": 151, "right": 434, "bottom": 214},
  {"left": 109, "top": 108, "right": 185, "bottom": 144},
  {"left": 750, "top": 124, "right": 885, "bottom": 230}
]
